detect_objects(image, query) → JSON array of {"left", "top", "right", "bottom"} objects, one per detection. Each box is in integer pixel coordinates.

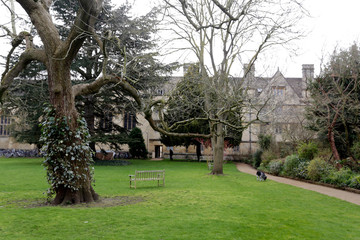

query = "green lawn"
[{"left": 0, "top": 158, "right": 359, "bottom": 240}]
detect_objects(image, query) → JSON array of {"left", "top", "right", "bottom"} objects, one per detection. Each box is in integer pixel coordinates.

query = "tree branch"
[
  {"left": 0, "top": 48, "right": 46, "bottom": 101},
  {"left": 59, "top": 0, "right": 103, "bottom": 62}
]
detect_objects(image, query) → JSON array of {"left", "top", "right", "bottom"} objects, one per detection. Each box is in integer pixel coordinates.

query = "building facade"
[{"left": 0, "top": 64, "right": 314, "bottom": 160}]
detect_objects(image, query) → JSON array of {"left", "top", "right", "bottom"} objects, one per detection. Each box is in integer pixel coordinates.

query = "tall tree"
[
  {"left": 4, "top": 2, "right": 171, "bottom": 152},
  {"left": 307, "top": 43, "right": 360, "bottom": 165},
  {"left": 146, "top": 0, "right": 307, "bottom": 174},
  {"left": 0, "top": 0, "right": 165, "bottom": 205}
]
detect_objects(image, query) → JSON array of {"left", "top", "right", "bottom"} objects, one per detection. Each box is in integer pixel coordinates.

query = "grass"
[{"left": 0, "top": 158, "right": 359, "bottom": 240}]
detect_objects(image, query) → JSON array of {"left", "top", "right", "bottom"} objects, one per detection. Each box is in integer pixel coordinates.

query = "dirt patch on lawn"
[{"left": 5, "top": 196, "right": 145, "bottom": 209}]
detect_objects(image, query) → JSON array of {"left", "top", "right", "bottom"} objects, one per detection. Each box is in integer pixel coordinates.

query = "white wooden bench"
[
  {"left": 129, "top": 170, "right": 165, "bottom": 189},
  {"left": 207, "top": 158, "right": 213, "bottom": 170}
]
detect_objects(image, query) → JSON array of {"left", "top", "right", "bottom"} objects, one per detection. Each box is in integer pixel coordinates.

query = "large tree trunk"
[
  {"left": 211, "top": 123, "right": 224, "bottom": 175},
  {"left": 47, "top": 60, "right": 99, "bottom": 205},
  {"left": 83, "top": 96, "right": 96, "bottom": 153}
]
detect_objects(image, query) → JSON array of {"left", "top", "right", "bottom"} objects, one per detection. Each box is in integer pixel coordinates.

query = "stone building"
[{"left": 0, "top": 64, "right": 314, "bottom": 160}]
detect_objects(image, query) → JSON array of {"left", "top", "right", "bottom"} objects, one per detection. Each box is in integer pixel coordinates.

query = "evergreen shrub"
[
  {"left": 261, "top": 150, "right": 278, "bottom": 167},
  {"left": 297, "top": 142, "right": 318, "bottom": 160},
  {"left": 293, "top": 161, "right": 309, "bottom": 179},
  {"left": 307, "top": 158, "right": 335, "bottom": 182},
  {"left": 128, "top": 127, "right": 148, "bottom": 159},
  {"left": 268, "top": 160, "right": 283, "bottom": 176},
  {"left": 252, "top": 149, "right": 263, "bottom": 168},
  {"left": 283, "top": 154, "right": 302, "bottom": 177},
  {"left": 323, "top": 168, "right": 353, "bottom": 188},
  {"left": 349, "top": 175, "right": 360, "bottom": 189},
  {"left": 258, "top": 134, "right": 272, "bottom": 151}
]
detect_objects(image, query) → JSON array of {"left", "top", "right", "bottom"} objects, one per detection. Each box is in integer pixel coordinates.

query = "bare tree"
[{"left": 147, "top": 0, "right": 307, "bottom": 174}]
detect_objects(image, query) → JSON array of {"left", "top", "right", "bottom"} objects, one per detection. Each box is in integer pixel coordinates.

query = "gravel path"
[{"left": 235, "top": 162, "right": 360, "bottom": 206}]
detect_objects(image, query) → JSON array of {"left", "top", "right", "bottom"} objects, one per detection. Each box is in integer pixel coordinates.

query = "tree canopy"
[{"left": 306, "top": 43, "right": 360, "bottom": 168}]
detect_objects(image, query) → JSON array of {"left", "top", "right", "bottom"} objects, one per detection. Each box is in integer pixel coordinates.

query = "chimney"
[
  {"left": 302, "top": 64, "right": 314, "bottom": 80},
  {"left": 302, "top": 64, "right": 314, "bottom": 98},
  {"left": 244, "top": 63, "right": 255, "bottom": 78}
]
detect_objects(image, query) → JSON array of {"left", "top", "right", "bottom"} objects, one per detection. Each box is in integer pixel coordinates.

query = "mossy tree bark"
[{"left": 0, "top": 0, "right": 104, "bottom": 204}]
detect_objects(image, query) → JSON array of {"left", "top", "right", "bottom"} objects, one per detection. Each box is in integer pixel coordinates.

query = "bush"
[
  {"left": 279, "top": 143, "right": 294, "bottom": 158},
  {"left": 324, "top": 168, "right": 353, "bottom": 188},
  {"left": 268, "top": 160, "right": 283, "bottom": 176},
  {"left": 293, "top": 161, "right": 309, "bottom": 179},
  {"left": 128, "top": 127, "right": 148, "bottom": 159},
  {"left": 297, "top": 142, "right": 318, "bottom": 160},
  {"left": 307, "top": 158, "right": 335, "bottom": 182},
  {"left": 252, "top": 149, "right": 263, "bottom": 168},
  {"left": 283, "top": 154, "right": 302, "bottom": 177},
  {"left": 349, "top": 175, "right": 360, "bottom": 189},
  {"left": 257, "top": 162, "right": 268, "bottom": 172},
  {"left": 261, "top": 150, "right": 278, "bottom": 167},
  {"left": 351, "top": 141, "right": 360, "bottom": 160},
  {"left": 258, "top": 134, "right": 272, "bottom": 151}
]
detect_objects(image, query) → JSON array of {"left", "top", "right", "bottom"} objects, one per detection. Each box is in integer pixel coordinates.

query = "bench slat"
[{"left": 129, "top": 170, "right": 165, "bottom": 189}]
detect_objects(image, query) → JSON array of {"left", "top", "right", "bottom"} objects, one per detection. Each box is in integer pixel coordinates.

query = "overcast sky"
[
  {"left": 1, "top": 0, "right": 360, "bottom": 78},
  {"left": 132, "top": 0, "right": 360, "bottom": 78}
]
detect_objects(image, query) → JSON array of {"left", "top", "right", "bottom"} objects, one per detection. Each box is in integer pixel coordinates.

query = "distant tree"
[
  {"left": 149, "top": 0, "right": 306, "bottom": 174},
  {"left": 128, "top": 127, "right": 148, "bottom": 159},
  {"left": 306, "top": 43, "right": 360, "bottom": 167}
]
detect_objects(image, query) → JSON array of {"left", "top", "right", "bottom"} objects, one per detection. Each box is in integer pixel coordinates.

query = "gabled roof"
[
  {"left": 167, "top": 69, "right": 304, "bottom": 98},
  {"left": 241, "top": 69, "right": 304, "bottom": 98},
  {"left": 285, "top": 78, "right": 303, "bottom": 98}
]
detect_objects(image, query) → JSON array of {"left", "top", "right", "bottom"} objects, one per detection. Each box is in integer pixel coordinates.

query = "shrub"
[
  {"left": 257, "top": 163, "right": 268, "bottom": 172},
  {"left": 252, "top": 149, "right": 263, "bottom": 168},
  {"left": 307, "top": 158, "right": 335, "bottom": 182},
  {"left": 268, "top": 160, "right": 283, "bottom": 176},
  {"left": 324, "top": 168, "right": 353, "bottom": 188},
  {"left": 279, "top": 143, "right": 294, "bottom": 158},
  {"left": 283, "top": 154, "right": 302, "bottom": 177},
  {"left": 261, "top": 150, "right": 278, "bottom": 167},
  {"left": 128, "top": 127, "right": 148, "bottom": 159},
  {"left": 351, "top": 141, "right": 360, "bottom": 160},
  {"left": 258, "top": 134, "right": 272, "bottom": 151},
  {"left": 293, "top": 161, "right": 309, "bottom": 179},
  {"left": 349, "top": 175, "right": 360, "bottom": 189},
  {"left": 297, "top": 142, "right": 318, "bottom": 160}
]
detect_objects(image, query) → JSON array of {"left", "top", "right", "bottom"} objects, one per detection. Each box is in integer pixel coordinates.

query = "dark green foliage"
[
  {"left": 283, "top": 154, "right": 303, "bottom": 177},
  {"left": 5, "top": 2, "right": 173, "bottom": 151},
  {"left": 252, "top": 149, "right": 263, "bottom": 168},
  {"left": 323, "top": 168, "right": 354, "bottom": 188},
  {"left": 306, "top": 43, "right": 360, "bottom": 162},
  {"left": 2, "top": 62, "right": 48, "bottom": 148},
  {"left": 161, "top": 63, "right": 210, "bottom": 147},
  {"left": 351, "top": 141, "right": 360, "bottom": 160},
  {"left": 349, "top": 175, "right": 360, "bottom": 189},
  {"left": 297, "top": 142, "right": 318, "bottom": 160},
  {"left": 253, "top": 134, "right": 273, "bottom": 168},
  {"left": 258, "top": 134, "right": 272, "bottom": 151},
  {"left": 40, "top": 106, "right": 94, "bottom": 198},
  {"left": 128, "top": 127, "right": 148, "bottom": 159},
  {"left": 94, "top": 160, "right": 131, "bottom": 166}
]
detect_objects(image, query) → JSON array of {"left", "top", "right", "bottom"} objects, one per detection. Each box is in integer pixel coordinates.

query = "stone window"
[
  {"left": 99, "top": 113, "right": 113, "bottom": 132},
  {"left": 123, "top": 112, "right": 136, "bottom": 130},
  {"left": 0, "top": 116, "right": 11, "bottom": 136},
  {"left": 272, "top": 86, "right": 285, "bottom": 96}
]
